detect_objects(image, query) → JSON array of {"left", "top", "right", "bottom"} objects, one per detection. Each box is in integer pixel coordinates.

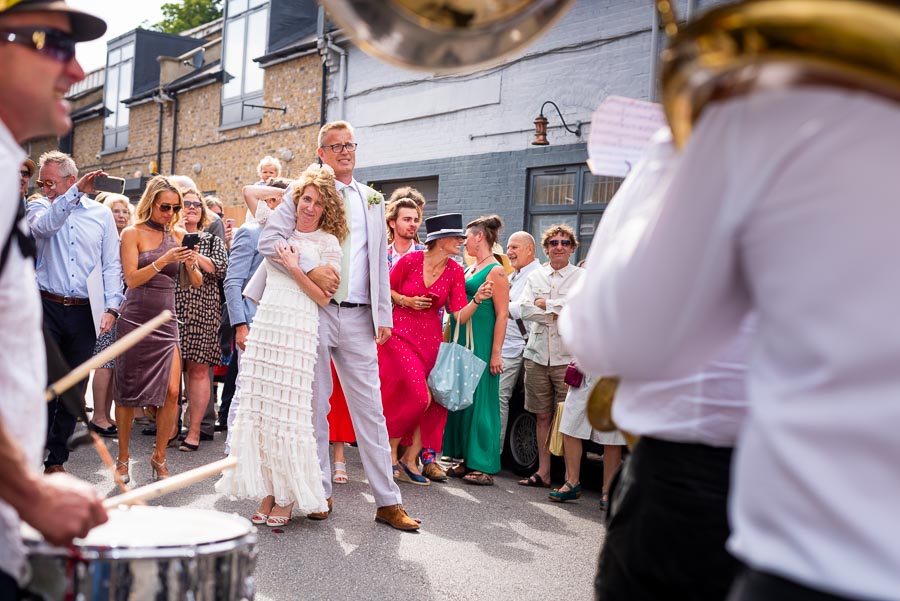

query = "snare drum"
[{"left": 22, "top": 506, "right": 257, "bottom": 601}]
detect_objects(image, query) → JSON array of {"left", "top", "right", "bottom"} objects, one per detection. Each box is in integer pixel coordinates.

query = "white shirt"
[
  {"left": 335, "top": 179, "right": 370, "bottom": 304},
  {"left": 0, "top": 121, "right": 46, "bottom": 582},
  {"left": 561, "top": 89, "right": 900, "bottom": 600},
  {"left": 502, "top": 259, "right": 540, "bottom": 358},
  {"left": 614, "top": 316, "right": 752, "bottom": 448},
  {"left": 521, "top": 262, "right": 583, "bottom": 366}
]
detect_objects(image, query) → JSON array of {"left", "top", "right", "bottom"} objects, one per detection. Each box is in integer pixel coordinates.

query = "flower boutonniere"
[{"left": 367, "top": 190, "right": 383, "bottom": 210}]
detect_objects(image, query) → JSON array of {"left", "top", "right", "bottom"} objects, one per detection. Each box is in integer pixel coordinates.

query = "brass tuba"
[
  {"left": 659, "top": 0, "right": 900, "bottom": 148},
  {"left": 318, "top": 0, "right": 574, "bottom": 74}
]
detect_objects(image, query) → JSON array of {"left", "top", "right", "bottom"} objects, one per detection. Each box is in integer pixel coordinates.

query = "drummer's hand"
[{"left": 21, "top": 473, "right": 108, "bottom": 546}]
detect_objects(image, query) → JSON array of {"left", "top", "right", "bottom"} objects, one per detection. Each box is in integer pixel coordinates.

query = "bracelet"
[
  {"left": 398, "top": 295, "right": 405, "bottom": 306},
  {"left": 105, "top": 308, "right": 120, "bottom": 319},
  {"left": 151, "top": 261, "right": 161, "bottom": 273},
  {"left": 473, "top": 298, "right": 482, "bottom": 305}
]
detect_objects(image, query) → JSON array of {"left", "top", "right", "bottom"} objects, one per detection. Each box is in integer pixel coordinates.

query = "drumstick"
[
  {"left": 46, "top": 310, "right": 173, "bottom": 401},
  {"left": 102, "top": 457, "right": 237, "bottom": 509}
]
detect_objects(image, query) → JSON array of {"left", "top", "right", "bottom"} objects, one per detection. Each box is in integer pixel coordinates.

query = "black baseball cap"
[{"left": 1, "top": 0, "right": 106, "bottom": 42}]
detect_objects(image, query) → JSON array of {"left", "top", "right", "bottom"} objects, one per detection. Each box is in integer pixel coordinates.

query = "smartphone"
[
  {"left": 182, "top": 233, "right": 200, "bottom": 250},
  {"left": 425, "top": 292, "right": 440, "bottom": 305},
  {"left": 93, "top": 175, "right": 126, "bottom": 194}
]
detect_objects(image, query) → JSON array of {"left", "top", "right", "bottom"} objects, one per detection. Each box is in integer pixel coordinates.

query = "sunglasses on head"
[
  {"left": 0, "top": 28, "right": 76, "bottom": 64},
  {"left": 547, "top": 239, "right": 573, "bottom": 248},
  {"left": 157, "top": 204, "right": 182, "bottom": 213}
]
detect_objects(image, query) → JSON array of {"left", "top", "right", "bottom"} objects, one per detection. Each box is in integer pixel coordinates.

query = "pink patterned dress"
[{"left": 379, "top": 251, "right": 467, "bottom": 449}]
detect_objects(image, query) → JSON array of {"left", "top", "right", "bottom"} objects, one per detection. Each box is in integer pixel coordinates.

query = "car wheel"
[{"left": 504, "top": 409, "right": 538, "bottom": 476}]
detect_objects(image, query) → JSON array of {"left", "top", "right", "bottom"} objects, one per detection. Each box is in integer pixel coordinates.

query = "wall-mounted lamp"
[
  {"left": 192, "top": 163, "right": 202, "bottom": 175},
  {"left": 279, "top": 149, "right": 294, "bottom": 162},
  {"left": 531, "top": 100, "right": 582, "bottom": 146}
]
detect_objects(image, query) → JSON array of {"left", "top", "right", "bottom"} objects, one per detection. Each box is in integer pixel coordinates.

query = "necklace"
[
  {"left": 472, "top": 254, "right": 493, "bottom": 271},
  {"left": 424, "top": 253, "right": 447, "bottom": 278}
]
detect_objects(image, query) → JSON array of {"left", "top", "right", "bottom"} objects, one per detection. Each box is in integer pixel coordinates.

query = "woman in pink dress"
[{"left": 379, "top": 213, "right": 493, "bottom": 484}]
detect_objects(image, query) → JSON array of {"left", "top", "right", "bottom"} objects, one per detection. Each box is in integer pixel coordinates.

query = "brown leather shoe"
[
  {"left": 375, "top": 504, "right": 419, "bottom": 531},
  {"left": 422, "top": 462, "right": 448, "bottom": 482},
  {"left": 307, "top": 496, "right": 333, "bottom": 521}
]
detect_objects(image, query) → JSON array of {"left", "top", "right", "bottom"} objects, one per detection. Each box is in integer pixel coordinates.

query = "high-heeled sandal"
[
  {"left": 250, "top": 511, "right": 269, "bottom": 525},
  {"left": 115, "top": 459, "right": 130, "bottom": 485},
  {"left": 333, "top": 461, "right": 348, "bottom": 484},
  {"left": 150, "top": 458, "right": 169, "bottom": 481}
]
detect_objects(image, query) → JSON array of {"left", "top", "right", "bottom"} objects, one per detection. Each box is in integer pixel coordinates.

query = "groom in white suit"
[{"left": 258, "top": 121, "right": 418, "bottom": 531}]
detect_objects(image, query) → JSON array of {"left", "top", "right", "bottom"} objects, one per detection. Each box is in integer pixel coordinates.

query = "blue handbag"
[{"left": 428, "top": 318, "right": 486, "bottom": 412}]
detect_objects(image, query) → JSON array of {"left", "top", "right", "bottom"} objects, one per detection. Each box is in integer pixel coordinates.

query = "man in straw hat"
[{"left": 0, "top": 0, "right": 108, "bottom": 595}]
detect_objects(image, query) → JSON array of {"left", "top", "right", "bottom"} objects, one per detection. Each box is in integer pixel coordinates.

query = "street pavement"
[{"left": 64, "top": 419, "right": 606, "bottom": 601}]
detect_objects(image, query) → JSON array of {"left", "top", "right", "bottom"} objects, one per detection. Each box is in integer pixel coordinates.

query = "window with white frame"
[
  {"left": 527, "top": 165, "right": 622, "bottom": 263},
  {"left": 221, "top": 0, "right": 268, "bottom": 127},
  {"left": 102, "top": 42, "right": 134, "bottom": 152}
]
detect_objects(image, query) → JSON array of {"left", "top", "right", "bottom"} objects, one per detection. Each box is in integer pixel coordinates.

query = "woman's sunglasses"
[
  {"left": 157, "top": 204, "right": 182, "bottom": 213},
  {"left": 1, "top": 28, "right": 76, "bottom": 64}
]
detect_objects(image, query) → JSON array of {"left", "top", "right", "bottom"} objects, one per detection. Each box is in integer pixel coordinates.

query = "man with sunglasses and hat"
[
  {"left": 19, "top": 158, "right": 34, "bottom": 202},
  {"left": 0, "top": 1, "right": 108, "bottom": 597}
]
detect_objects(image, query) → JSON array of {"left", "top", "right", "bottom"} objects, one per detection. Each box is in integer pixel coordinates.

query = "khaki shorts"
[{"left": 523, "top": 359, "right": 568, "bottom": 414}]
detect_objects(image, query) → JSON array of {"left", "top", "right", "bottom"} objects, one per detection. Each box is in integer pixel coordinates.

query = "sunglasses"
[
  {"left": 157, "top": 204, "right": 182, "bottom": 213},
  {"left": 35, "top": 179, "right": 61, "bottom": 189},
  {"left": 20, "top": 170, "right": 31, "bottom": 178},
  {"left": 182, "top": 200, "right": 204, "bottom": 209},
  {"left": 547, "top": 239, "right": 574, "bottom": 248},
  {"left": 0, "top": 28, "right": 76, "bottom": 63}
]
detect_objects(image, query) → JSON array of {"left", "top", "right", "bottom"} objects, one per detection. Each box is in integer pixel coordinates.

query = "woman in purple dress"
[
  {"left": 115, "top": 177, "right": 202, "bottom": 483},
  {"left": 379, "top": 213, "right": 493, "bottom": 485}
]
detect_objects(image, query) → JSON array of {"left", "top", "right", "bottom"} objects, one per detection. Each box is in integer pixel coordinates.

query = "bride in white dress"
[{"left": 216, "top": 164, "right": 348, "bottom": 526}]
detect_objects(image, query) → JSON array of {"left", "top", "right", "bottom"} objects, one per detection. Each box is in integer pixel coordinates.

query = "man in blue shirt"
[{"left": 26, "top": 150, "right": 123, "bottom": 473}]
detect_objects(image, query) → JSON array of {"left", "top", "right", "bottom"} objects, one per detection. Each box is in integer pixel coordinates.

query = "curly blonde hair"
[
  {"left": 134, "top": 176, "right": 183, "bottom": 225},
  {"left": 293, "top": 164, "right": 348, "bottom": 243}
]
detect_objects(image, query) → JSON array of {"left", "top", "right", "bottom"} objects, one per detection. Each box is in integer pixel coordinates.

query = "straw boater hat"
[
  {"left": 424, "top": 213, "right": 465, "bottom": 244},
  {"left": 1, "top": 0, "right": 107, "bottom": 42}
]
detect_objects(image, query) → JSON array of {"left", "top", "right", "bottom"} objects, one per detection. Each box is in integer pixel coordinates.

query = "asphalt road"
[{"left": 64, "top": 419, "right": 606, "bottom": 601}]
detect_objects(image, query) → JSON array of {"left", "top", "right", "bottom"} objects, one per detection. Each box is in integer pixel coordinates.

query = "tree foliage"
[{"left": 153, "top": 0, "right": 223, "bottom": 34}]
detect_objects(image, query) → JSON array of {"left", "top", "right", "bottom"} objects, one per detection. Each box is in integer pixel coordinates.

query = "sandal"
[
  {"left": 250, "top": 512, "right": 269, "bottom": 525},
  {"left": 398, "top": 460, "right": 429, "bottom": 486},
  {"left": 600, "top": 490, "right": 610, "bottom": 511},
  {"left": 549, "top": 481, "right": 582, "bottom": 502},
  {"left": 265, "top": 515, "right": 290, "bottom": 527},
  {"left": 517, "top": 473, "right": 551, "bottom": 488},
  {"left": 462, "top": 471, "right": 494, "bottom": 486},
  {"left": 333, "top": 462, "right": 348, "bottom": 484},
  {"left": 445, "top": 463, "right": 467, "bottom": 478},
  {"left": 179, "top": 441, "right": 199, "bottom": 452}
]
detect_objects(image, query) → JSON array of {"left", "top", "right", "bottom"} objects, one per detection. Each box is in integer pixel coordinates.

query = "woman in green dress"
[{"left": 443, "top": 215, "right": 510, "bottom": 485}]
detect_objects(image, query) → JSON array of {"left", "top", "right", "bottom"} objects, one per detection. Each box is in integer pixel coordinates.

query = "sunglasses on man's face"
[
  {"left": 156, "top": 204, "right": 182, "bottom": 213},
  {"left": 0, "top": 28, "right": 76, "bottom": 64},
  {"left": 547, "top": 239, "right": 573, "bottom": 248}
]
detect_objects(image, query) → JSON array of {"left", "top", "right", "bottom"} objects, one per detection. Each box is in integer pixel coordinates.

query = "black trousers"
[
  {"left": 596, "top": 437, "right": 738, "bottom": 601},
  {"left": 42, "top": 299, "right": 95, "bottom": 467},
  {"left": 218, "top": 352, "right": 239, "bottom": 424},
  {"left": 728, "top": 569, "right": 866, "bottom": 601},
  {"left": 0, "top": 569, "right": 21, "bottom": 601}
]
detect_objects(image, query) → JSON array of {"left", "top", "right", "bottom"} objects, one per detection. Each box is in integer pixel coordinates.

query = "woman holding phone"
[
  {"left": 175, "top": 189, "right": 228, "bottom": 452},
  {"left": 378, "top": 213, "right": 491, "bottom": 485},
  {"left": 115, "top": 177, "right": 202, "bottom": 483}
]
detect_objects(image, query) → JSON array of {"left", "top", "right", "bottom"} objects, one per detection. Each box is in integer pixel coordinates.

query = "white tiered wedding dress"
[{"left": 216, "top": 229, "right": 340, "bottom": 515}]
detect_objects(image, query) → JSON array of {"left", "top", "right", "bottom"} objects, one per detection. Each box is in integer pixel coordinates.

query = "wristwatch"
[{"left": 105, "top": 308, "right": 120, "bottom": 319}]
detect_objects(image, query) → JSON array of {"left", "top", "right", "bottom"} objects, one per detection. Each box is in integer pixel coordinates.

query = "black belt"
[
  {"left": 329, "top": 300, "right": 369, "bottom": 309},
  {"left": 41, "top": 291, "right": 90, "bottom": 306}
]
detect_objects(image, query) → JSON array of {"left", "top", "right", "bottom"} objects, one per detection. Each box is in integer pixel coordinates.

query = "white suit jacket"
[{"left": 257, "top": 180, "right": 392, "bottom": 333}]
